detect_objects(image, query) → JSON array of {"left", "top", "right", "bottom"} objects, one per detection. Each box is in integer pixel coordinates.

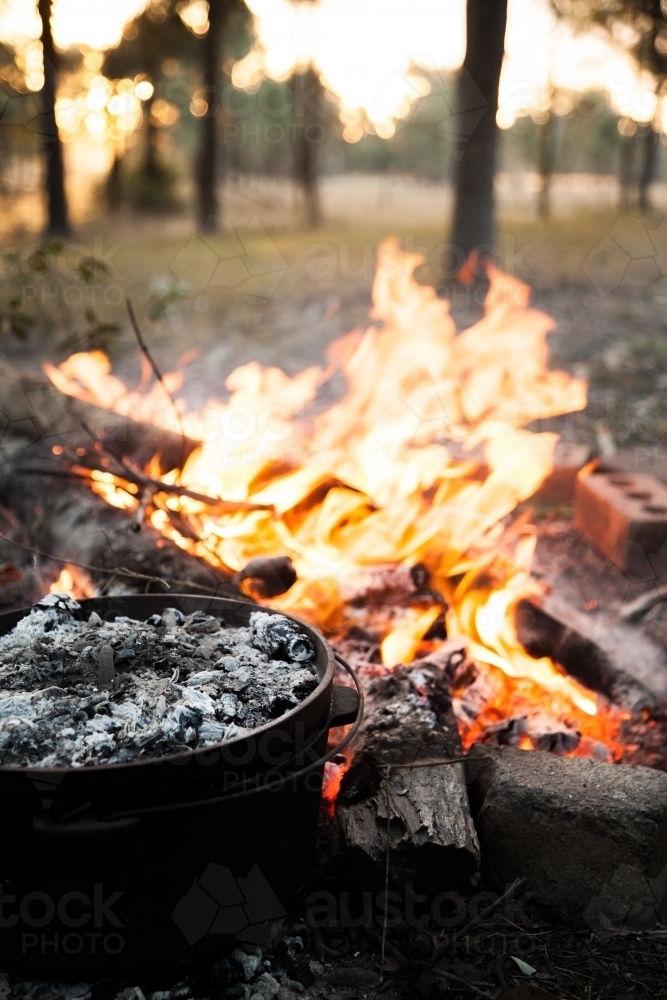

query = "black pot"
[{"left": 0, "top": 595, "right": 361, "bottom": 979}]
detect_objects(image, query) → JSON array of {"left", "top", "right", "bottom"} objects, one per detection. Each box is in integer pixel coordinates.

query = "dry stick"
[
  {"left": 430, "top": 877, "right": 527, "bottom": 965},
  {"left": 125, "top": 297, "right": 188, "bottom": 479},
  {"left": 58, "top": 403, "right": 271, "bottom": 513},
  {"left": 0, "top": 532, "right": 169, "bottom": 588},
  {"left": 0, "top": 533, "right": 235, "bottom": 595},
  {"left": 20, "top": 461, "right": 272, "bottom": 514},
  {"left": 365, "top": 929, "right": 496, "bottom": 1000}
]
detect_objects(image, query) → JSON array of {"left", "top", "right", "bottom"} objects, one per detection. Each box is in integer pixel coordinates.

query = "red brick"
[{"left": 574, "top": 471, "right": 667, "bottom": 577}]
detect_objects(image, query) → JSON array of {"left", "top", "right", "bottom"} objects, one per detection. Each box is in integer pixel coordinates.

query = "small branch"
[
  {"left": 0, "top": 531, "right": 240, "bottom": 596},
  {"left": 0, "top": 532, "right": 170, "bottom": 589},
  {"left": 126, "top": 297, "right": 188, "bottom": 475},
  {"left": 18, "top": 461, "right": 273, "bottom": 514},
  {"left": 430, "top": 877, "right": 527, "bottom": 963},
  {"left": 620, "top": 582, "right": 667, "bottom": 622},
  {"left": 365, "top": 929, "right": 496, "bottom": 1000}
]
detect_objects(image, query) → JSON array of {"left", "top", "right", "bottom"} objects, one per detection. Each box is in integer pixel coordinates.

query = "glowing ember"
[{"left": 46, "top": 240, "right": 623, "bottom": 764}]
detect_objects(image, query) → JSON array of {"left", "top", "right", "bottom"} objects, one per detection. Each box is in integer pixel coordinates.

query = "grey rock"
[{"left": 465, "top": 744, "right": 667, "bottom": 918}]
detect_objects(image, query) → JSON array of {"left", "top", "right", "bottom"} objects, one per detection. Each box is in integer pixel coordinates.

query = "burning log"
[
  {"left": 519, "top": 522, "right": 667, "bottom": 712},
  {"left": 333, "top": 658, "right": 480, "bottom": 896},
  {"left": 0, "top": 459, "right": 242, "bottom": 598},
  {"left": 0, "top": 359, "right": 197, "bottom": 474},
  {"left": 0, "top": 362, "right": 292, "bottom": 599}
]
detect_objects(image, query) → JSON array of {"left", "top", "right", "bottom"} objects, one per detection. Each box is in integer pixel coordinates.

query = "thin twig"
[
  {"left": 382, "top": 757, "right": 467, "bottom": 770},
  {"left": 0, "top": 530, "right": 236, "bottom": 596},
  {"left": 19, "top": 461, "right": 272, "bottom": 514},
  {"left": 431, "top": 877, "right": 527, "bottom": 963},
  {"left": 0, "top": 532, "right": 169, "bottom": 588},
  {"left": 366, "top": 929, "right": 496, "bottom": 1000},
  {"left": 126, "top": 297, "right": 188, "bottom": 476}
]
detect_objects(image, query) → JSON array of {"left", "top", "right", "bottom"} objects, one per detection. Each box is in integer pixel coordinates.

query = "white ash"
[{"left": 0, "top": 595, "right": 318, "bottom": 768}]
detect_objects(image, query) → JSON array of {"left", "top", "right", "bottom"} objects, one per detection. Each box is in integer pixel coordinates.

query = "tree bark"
[
  {"left": 144, "top": 91, "right": 159, "bottom": 179},
  {"left": 639, "top": 124, "right": 659, "bottom": 212},
  {"left": 197, "top": 0, "right": 224, "bottom": 230},
  {"left": 37, "top": 0, "right": 70, "bottom": 236},
  {"left": 449, "top": 0, "right": 508, "bottom": 267},
  {"left": 293, "top": 68, "right": 322, "bottom": 228},
  {"left": 333, "top": 659, "right": 479, "bottom": 896}
]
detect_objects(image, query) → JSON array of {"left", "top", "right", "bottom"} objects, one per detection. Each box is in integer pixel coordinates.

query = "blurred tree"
[
  {"left": 449, "top": 0, "right": 508, "bottom": 270},
  {"left": 103, "top": 0, "right": 195, "bottom": 211},
  {"left": 537, "top": 88, "right": 556, "bottom": 219},
  {"left": 37, "top": 0, "right": 70, "bottom": 235},
  {"left": 291, "top": 67, "right": 322, "bottom": 228},
  {"left": 552, "top": 0, "right": 666, "bottom": 211},
  {"left": 197, "top": 0, "right": 224, "bottom": 229},
  {"left": 197, "top": 0, "right": 249, "bottom": 231}
]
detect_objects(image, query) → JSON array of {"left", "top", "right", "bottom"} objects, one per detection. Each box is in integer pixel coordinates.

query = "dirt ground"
[{"left": 1, "top": 194, "right": 667, "bottom": 459}]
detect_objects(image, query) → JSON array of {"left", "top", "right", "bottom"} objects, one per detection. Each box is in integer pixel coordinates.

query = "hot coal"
[{"left": 0, "top": 594, "right": 318, "bottom": 768}]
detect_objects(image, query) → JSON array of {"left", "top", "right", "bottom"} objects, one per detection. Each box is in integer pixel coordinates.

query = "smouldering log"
[
  {"left": 0, "top": 459, "right": 242, "bottom": 599},
  {"left": 334, "top": 659, "right": 480, "bottom": 895},
  {"left": 0, "top": 358, "right": 198, "bottom": 475}
]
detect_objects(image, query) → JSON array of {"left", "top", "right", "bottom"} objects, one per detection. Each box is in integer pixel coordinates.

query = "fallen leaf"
[{"left": 510, "top": 956, "right": 537, "bottom": 976}]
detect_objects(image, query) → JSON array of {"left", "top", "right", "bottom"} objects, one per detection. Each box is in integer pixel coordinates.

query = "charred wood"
[
  {"left": 0, "top": 461, "right": 241, "bottom": 599},
  {"left": 333, "top": 660, "right": 480, "bottom": 896},
  {"left": 0, "top": 360, "right": 197, "bottom": 475}
]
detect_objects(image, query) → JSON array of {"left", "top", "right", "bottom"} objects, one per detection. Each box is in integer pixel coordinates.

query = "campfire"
[
  {"left": 39, "top": 239, "right": 628, "bottom": 777},
  {"left": 2, "top": 238, "right": 667, "bottom": 983}
]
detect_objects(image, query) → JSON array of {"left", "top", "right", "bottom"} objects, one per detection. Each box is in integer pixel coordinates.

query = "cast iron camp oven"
[{"left": 0, "top": 595, "right": 362, "bottom": 978}]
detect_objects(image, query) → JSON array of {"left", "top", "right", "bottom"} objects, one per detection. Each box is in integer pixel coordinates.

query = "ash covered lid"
[{"left": 0, "top": 598, "right": 317, "bottom": 768}]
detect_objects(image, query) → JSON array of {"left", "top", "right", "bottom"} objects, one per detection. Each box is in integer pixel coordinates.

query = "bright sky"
[{"left": 0, "top": 0, "right": 659, "bottom": 132}]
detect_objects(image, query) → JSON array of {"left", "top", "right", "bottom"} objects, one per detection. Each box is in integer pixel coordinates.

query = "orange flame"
[
  {"left": 45, "top": 240, "right": 621, "bottom": 758},
  {"left": 49, "top": 565, "right": 97, "bottom": 600}
]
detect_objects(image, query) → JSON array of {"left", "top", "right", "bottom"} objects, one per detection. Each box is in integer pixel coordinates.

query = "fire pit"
[{"left": 0, "top": 595, "right": 361, "bottom": 979}]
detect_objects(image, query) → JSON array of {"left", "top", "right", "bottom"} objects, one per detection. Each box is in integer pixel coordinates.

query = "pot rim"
[{"left": 0, "top": 594, "right": 336, "bottom": 776}]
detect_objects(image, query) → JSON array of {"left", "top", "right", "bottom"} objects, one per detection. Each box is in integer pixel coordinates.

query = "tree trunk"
[
  {"left": 106, "top": 147, "right": 124, "bottom": 210},
  {"left": 198, "top": 0, "right": 224, "bottom": 231},
  {"left": 619, "top": 132, "right": 637, "bottom": 210},
  {"left": 639, "top": 124, "right": 659, "bottom": 213},
  {"left": 293, "top": 67, "right": 322, "bottom": 228},
  {"left": 144, "top": 92, "right": 159, "bottom": 179},
  {"left": 537, "top": 93, "right": 555, "bottom": 219},
  {"left": 333, "top": 658, "right": 480, "bottom": 896},
  {"left": 449, "top": 0, "right": 508, "bottom": 269},
  {"left": 37, "top": 0, "right": 70, "bottom": 236}
]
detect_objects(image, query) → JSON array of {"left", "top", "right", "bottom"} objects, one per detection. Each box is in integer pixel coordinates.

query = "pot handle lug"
[
  {"left": 33, "top": 815, "right": 141, "bottom": 837},
  {"left": 328, "top": 684, "right": 359, "bottom": 728}
]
